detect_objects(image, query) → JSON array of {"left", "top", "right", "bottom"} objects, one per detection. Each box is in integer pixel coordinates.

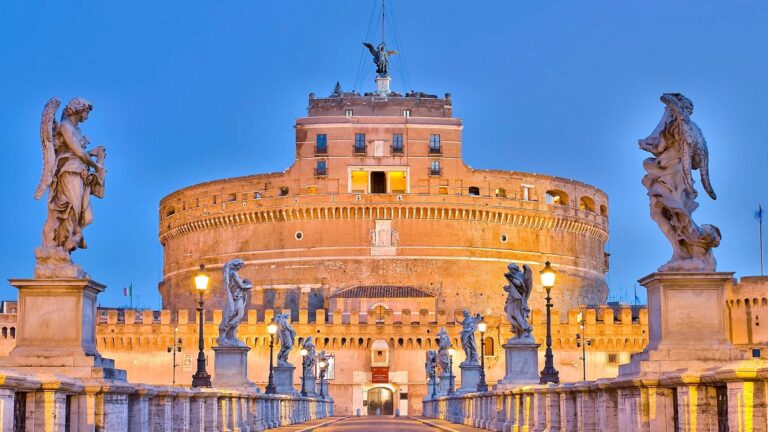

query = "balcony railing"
[
  {"left": 392, "top": 146, "right": 404, "bottom": 155},
  {"left": 353, "top": 145, "right": 366, "bottom": 154},
  {"left": 315, "top": 146, "right": 327, "bottom": 155},
  {"left": 315, "top": 168, "right": 327, "bottom": 176},
  {"left": 429, "top": 168, "right": 442, "bottom": 176},
  {"left": 429, "top": 147, "right": 442, "bottom": 155}
]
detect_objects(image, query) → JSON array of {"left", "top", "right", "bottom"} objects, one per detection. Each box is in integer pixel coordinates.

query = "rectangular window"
[
  {"left": 495, "top": 188, "right": 506, "bottom": 198},
  {"left": 430, "top": 160, "right": 441, "bottom": 176},
  {"left": 429, "top": 134, "right": 441, "bottom": 154},
  {"left": 354, "top": 133, "right": 366, "bottom": 153},
  {"left": 392, "top": 133, "right": 404, "bottom": 154},
  {"left": 345, "top": 109, "right": 353, "bottom": 117},
  {"left": 316, "top": 134, "right": 327, "bottom": 154},
  {"left": 403, "top": 109, "right": 410, "bottom": 118},
  {"left": 315, "top": 160, "right": 327, "bottom": 176},
  {"left": 438, "top": 186, "right": 448, "bottom": 195}
]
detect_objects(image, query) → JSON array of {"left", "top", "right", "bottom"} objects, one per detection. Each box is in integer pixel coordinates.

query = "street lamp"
[
  {"left": 191, "top": 264, "right": 211, "bottom": 388},
  {"left": 477, "top": 321, "right": 488, "bottom": 392},
  {"left": 431, "top": 356, "right": 438, "bottom": 398},
  {"left": 265, "top": 322, "right": 278, "bottom": 394},
  {"left": 447, "top": 348, "right": 456, "bottom": 395},
  {"left": 318, "top": 360, "right": 327, "bottom": 399},
  {"left": 166, "top": 326, "right": 182, "bottom": 386},
  {"left": 539, "top": 261, "right": 560, "bottom": 384},
  {"left": 300, "top": 348, "right": 308, "bottom": 396},
  {"left": 576, "top": 310, "right": 592, "bottom": 381}
]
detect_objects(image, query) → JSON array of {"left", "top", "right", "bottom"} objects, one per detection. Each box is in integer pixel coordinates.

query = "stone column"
[
  {"left": 188, "top": 393, "right": 205, "bottom": 432},
  {"left": 149, "top": 390, "right": 174, "bottom": 432},
  {"left": 31, "top": 389, "right": 68, "bottom": 431},
  {"left": 575, "top": 387, "right": 596, "bottom": 431},
  {"left": 173, "top": 391, "right": 191, "bottom": 432},
  {"left": 128, "top": 387, "right": 154, "bottom": 432},
  {"left": 531, "top": 391, "right": 549, "bottom": 432},
  {"left": 595, "top": 388, "right": 618, "bottom": 430},
  {"left": 546, "top": 390, "right": 561, "bottom": 432},
  {"left": 559, "top": 389, "right": 577, "bottom": 432},
  {"left": 677, "top": 384, "right": 718, "bottom": 431},
  {"left": 0, "top": 389, "right": 14, "bottom": 432}
]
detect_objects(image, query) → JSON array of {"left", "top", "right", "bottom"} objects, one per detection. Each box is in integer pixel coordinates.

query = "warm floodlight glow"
[
  {"left": 448, "top": 348, "right": 456, "bottom": 356},
  {"left": 319, "top": 361, "right": 326, "bottom": 368},
  {"left": 267, "top": 323, "right": 277, "bottom": 335},
  {"left": 540, "top": 261, "right": 556, "bottom": 289},
  {"left": 300, "top": 348, "right": 308, "bottom": 357},
  {"left": 194, "top": 264, "right": 209, "bottom": 291},
  {"left": 478, "top": 322, "right": 487, "bottom": 333}
]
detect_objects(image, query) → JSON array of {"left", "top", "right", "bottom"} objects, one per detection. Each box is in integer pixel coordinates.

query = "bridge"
[{"left": 269, "top": 416, "right": 487, "bottom": 431}]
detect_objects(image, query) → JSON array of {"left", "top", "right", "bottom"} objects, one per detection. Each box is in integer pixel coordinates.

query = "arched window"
[
  {"left": 545, "top": 190, "right": 569, "bottom": 205},
  {"left": 370, "top": 304, "right": 389, "bottom": 324},
  {"left": 1, "top": 327, "right": 6, "bottom": 339},
  {"left": 579, "top": 196, "right": 595, "bottom": 212},
  {"left": 468, "top": 186, "right": 480, "bottom": 196},
  {"left": 10, "top": 327, "right": 15, "bottom": 339},
  {"left": 484, "top": 337, "right": 494, "bottom": 356},
  {"left": 600, "top": 204, "right": 608, "bottom": 217}
]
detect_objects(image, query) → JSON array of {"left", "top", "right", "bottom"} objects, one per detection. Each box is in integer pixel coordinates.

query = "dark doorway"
[
  {"left": 371, "top": 172, "right": 387, "bottom": 194},
  {"left": 367, "top": 387, "right": 394, "bottom": 415}
]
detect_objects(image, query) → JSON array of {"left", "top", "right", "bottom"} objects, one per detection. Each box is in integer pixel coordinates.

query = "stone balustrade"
[
  {"left": 0, "top": 369, "right": 333, "bottom": 432},
  {"left": 423, "top": 360, "right": 767, "bottom": 431}
]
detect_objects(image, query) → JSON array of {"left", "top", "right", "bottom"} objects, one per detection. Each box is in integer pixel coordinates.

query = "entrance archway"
[{"left": 367, "top": 387, "right": 394, "bottom": 415}]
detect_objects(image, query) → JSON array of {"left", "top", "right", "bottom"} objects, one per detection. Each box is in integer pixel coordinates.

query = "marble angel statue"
[
  {"left": 34, "top": 97, "right": 106, "bottom": 278},
  {"left": 436, "top": 327, "right": 451, "bottom": 376},
  {"left": 216, "top": 259, "right": 253, "bottom": 347},
  {"left": 275, "top": 313, "right": 296, "bottom": 366},
  {"left": 503, "top": 263, "right": 534, "bottom": 340},
  {"left": 459, "top": 310, "right": 482, "bottom": 366},
  {"left": 639, "top": 93, "right": 720, "bottom": 272}
]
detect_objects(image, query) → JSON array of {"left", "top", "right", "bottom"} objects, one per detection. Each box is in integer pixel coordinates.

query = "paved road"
[{"left": 313, "top": 416, "right": 438, "bottom": 431}]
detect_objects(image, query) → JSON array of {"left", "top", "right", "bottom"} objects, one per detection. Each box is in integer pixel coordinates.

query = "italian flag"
[{"left": 123, "top": 284, "right": 132, "bottom": 297}]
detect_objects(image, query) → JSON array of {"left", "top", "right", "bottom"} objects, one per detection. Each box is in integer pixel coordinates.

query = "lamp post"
[
  {"left": 265, "top": 322, "right": 277, "bottom": 394},
  {"left": 539, "top": 261, "right": 560, "bottom": 384},
  {"left": 300, "top": 348, "right": 308, "bottom": 397},
  {"left": 477, "top": 322, "right": 488, "bottom": 392},
  {"left": 191, "top": 264, "right": 211, "bottom": 388},
  {"left": 431, "top": 357, "right": 438, "bottom": 398},
  {"left": 166, "top": 326, "right": 182, "bottom": 386},
  {"left": 447, "top": 348, "right": 456, "bottom": 395},
  {"left": 576, "top": 310, "right": 592, "bottom": 381},
  {"left": 318, "top": 360, "right": 327, "bottom": 399}
]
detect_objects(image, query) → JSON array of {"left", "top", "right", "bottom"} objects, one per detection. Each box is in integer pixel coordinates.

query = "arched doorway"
[{"left": 367, "top": 387, "right": 394, "bottom": 415}]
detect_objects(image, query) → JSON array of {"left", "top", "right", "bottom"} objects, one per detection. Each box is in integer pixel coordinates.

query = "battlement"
[{"left": 307, "top": 91, "right": 453, "bottom": 118}]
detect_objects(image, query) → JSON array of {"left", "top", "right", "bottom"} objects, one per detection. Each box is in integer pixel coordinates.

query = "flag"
[
  {"left": 123, "top": 283, "right": 132, "bottom": 297},
  {"left": 757, "top": 205, "right": 764, "bottom": 223}
]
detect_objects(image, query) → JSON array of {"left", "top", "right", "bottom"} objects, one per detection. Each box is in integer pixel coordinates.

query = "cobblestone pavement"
[{"left": 299, "top": 416, "right": 487, "bottom": 431}]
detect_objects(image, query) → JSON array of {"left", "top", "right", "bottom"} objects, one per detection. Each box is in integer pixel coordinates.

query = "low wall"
[
  {"left": 0, "top": 369, "right": 333, "bottom": 431},
  {"left": 422, "top": 361, "right": 765, "bottom": 431}
]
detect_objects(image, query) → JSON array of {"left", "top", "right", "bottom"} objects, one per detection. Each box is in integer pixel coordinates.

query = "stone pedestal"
[
  {"left": 438, "top": 373, "right": 452, "bottom": 395},
  {"left": 273, "top": 364, "right": 297, "bottom": 395},
  {"left": 425, "top": 377, "right": 437, "bottom": 399},
  {"left": 458, "top": 363, "right": 481, "bottom": 394},
  {"left": 620, "top": 272, "right": 748, "bottom": 376},
  {"left": 212, "top": 346, "right": 251, "bottom": 388},
  {"left": 301, "top": 373, "right": 317, "bottom": 396},
  {"left": 0, "top": 278, "right": 125, "bottom": 380},
  {"left": 375, "top": 76, "right": 391, "bottom": 95},
  {"left": 496, "top": 338, "right": 540, "bottom": 388}
]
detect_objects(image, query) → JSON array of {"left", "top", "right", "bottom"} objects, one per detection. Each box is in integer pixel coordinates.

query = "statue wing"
[
  {"left": 362, "top": 42, "right": 377, "bottom": 57},
  {"left": 522, "top": 265, "right": 533, "bottom": 302},
  {"left": 662, "top": 94, "right": 697, "bottom": 194},
  {"left": 34, "top": 98, "right": 60, "bottom": 200},
  {"left": 387, "top": 50, "right": 398, "bottom": 56}
]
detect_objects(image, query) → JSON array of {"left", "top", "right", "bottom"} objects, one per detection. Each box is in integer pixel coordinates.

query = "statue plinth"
[
  {"left": 620, "top": 272, "right": 747, "bottom": 376},
  {"left": 437, "top": 373, "right": 451, "bottom": 395},
  {"left": 273, "top": 364, "right": 297, "bottom": 395},
  {"left": 375, "top": 76, "right": 391, "bottom": 95},
  {"left": 302, "top": 372, "right": 318, "bottom": 396},
  {"left": 495, "top": 337, "right": 540, "bottom": 388},
  {"left": 0, "top": 278, "right": 125, "bottom": 380},
  {"left": 457, "top": 363, "right": 481, "bottom": 394},
  {"left": 212, "top": 345, "right": 252, "bottom": 388}
]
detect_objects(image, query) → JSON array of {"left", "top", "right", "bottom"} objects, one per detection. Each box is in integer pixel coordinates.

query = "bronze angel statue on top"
[
  {"left": 34, "top": 97, "right": 106, "bottom": 278},
  {"left": 503, "top": 263, "right": 534, "bottom": 340},
  {"left": 639, "top": 93, "right": 720, "bottom": 272},
  {"left": 363, "top": 42, "right": 398, "bottom": 77}
]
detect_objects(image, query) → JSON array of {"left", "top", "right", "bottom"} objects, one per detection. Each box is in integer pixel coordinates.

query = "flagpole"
[{"left": 760, "top": 205, "right": 764, "bottom": 276}]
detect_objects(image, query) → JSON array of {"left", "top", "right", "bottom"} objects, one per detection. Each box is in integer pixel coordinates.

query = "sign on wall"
[{"left": 371, "top": 366, "right": 389, "bottom": 383}]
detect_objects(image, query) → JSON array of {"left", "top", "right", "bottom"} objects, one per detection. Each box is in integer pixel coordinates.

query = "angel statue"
[
  {"left": 503, "top": 263, "right": 534, "bottom": 340},
  {"left": 216, "top": 259, "right": 253, "bottom": 347},
  {"left": 34, "top": 97, "right": 106, "bottom": 278},
  {"left": 425, "top": 350, "right": 437, "bottom": 382},
  {"left": 363, "top": 42, "right": 398, "bottom": 77},
  {"left": 275, "top": 313, "right": 296, "bottom": 366},
  {"left": 639, "top": 93, "right": 721, "bottom": 272},
  {"left": 301, "top": 337, "right": 317, "bottom": 380},
  {"left": 459, "top": 310, "right": 483, "bottom": 366},
  {"left": 436, "top": 327, "right": 451, "bottom": 376}
]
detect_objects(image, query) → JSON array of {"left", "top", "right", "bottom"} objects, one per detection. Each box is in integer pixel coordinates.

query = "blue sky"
[{"left": 1, "top": 1, "right": 766, "bottom": 309}]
